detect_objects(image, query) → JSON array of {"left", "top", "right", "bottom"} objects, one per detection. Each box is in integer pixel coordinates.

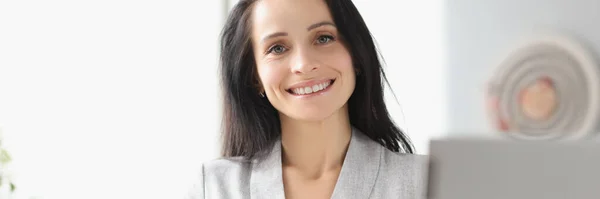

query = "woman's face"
[{"left": 250, "top": 0, "right": 355, "bottom": 122}]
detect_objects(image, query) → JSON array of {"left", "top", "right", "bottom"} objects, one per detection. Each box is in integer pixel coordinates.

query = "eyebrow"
[
  {"left": 260, "top": 21, "right": 336, "bottom": 42},
  {"left": 307, "top": 21, "right": 336, "bottom": 31}
]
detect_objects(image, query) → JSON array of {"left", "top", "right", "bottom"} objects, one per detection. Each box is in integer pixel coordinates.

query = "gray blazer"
[{"left": 187, "top": 127, "right": 428, "bottom": 199}]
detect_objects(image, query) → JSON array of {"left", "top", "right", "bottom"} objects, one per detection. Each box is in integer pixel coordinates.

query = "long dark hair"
[{"left": 219, "top": 0, "right": 415, "bottom": 159}]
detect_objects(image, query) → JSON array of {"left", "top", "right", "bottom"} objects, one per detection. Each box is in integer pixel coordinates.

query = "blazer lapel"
[
  {"left": 250, "top": 140, "right": 285, "bottom": 199},
  {"left": 249, "top": 128, "right": 382, "bottom": 199},
  {"left": 331, "top": 127, "right": 382, "bottom": 199}
]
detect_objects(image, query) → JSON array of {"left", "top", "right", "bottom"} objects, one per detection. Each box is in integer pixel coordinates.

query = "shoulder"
[
  {"left": 186, "top": 157, "right": 252, "bottom": 199},
  {"left": 379, "top": 150, "right": 429, "bottom": 184},
  {"left": 201, "top": 156, "right": 253, "bottom": 187},
  {"left": 351, "top": 127, "right": 428, "bottom": 179},
  {"left": 203, "top": 156, "right": 252, "bottom": 177},
  {"left": 373, "top": 149, "right": 429, "bottom": 198},
  {"left": 380, "top": 149, "right": 429, "bottom": 170}
]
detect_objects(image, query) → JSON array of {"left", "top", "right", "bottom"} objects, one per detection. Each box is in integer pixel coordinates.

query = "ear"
[
  {"left": 252, "top": 65, "right": 266, "bottom": 97},
  {"left": 253, "top": 76, "right": 265, "bottom": 97},
  {"left": 253, "top": 77, "right": 264, "bottom": 91},
  {"left": 257, "top": 86, "right": 264, "bottom": 94}
]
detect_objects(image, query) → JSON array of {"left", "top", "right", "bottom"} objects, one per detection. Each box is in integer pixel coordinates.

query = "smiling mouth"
[{"left": 286, "top": 79, "right": 335, "bottom": 95}]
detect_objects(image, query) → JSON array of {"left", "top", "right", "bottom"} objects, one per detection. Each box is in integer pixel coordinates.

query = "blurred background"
[
  {"left": 3, "top": 0, "right": 597, "bottom": 198},
  {"left": 1, "top": 0, "right": 438, "bottom": 197},
  {"left": 0, "top": 0, "right": 444, "bottom": 198}
]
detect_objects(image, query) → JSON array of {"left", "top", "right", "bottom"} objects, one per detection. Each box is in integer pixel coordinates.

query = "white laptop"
[{"left": 426, "top": 138, "right": 600, "bottom": 199}]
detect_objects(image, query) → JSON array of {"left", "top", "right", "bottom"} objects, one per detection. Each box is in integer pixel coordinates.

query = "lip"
[
  {"left": 286, "top": 78, "right": 336, "bottom": 97},
  {"left": 286, "top": 79, "right": 334, "bottom": 90}
]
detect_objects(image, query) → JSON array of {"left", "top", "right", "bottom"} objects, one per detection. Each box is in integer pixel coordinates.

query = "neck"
[{"left": 279, "top": 105, "right": 352, "bottom": 179}]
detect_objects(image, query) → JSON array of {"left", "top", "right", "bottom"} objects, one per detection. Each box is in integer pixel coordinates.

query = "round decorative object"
[
  {"left": 519, "top": 77, "right": 557, "bottom": 121},
  {"left": 486, "top": 34, "right": 600, "bottom": 140}
]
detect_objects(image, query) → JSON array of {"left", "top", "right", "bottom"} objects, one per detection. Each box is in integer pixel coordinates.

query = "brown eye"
[
  {"left": 267, "top": 44, "right": 287, "bottom": 54},
  {"left": 316, "top": 35, "right": 335, "bottom": 44}
]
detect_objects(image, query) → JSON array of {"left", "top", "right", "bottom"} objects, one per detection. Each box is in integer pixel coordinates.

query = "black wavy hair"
[{"left": 219, "top": 0, "right": 415, "bottom": 159}]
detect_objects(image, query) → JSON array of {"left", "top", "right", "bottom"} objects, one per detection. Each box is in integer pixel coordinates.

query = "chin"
[
  {"left": 293, "top": 114, "right": 331, "bottom": 122},
  {"left": 284, "top": 107, "right": 341, "bottom": 123}
]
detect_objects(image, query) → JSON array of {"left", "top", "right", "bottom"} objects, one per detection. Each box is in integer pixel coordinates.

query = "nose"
[{"left": 291, "top": 49, "right": 319, "bottom": 75}]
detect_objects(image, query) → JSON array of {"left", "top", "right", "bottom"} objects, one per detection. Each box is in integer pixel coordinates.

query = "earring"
[{"left": 259, "top": 91, "right": 265, "bottom": 97}]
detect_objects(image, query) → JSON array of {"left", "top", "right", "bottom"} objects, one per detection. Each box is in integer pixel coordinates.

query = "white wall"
[
  {"left": 445, "top": 0, "right": 600, "bottom": 137},
  {"left": 0, "top": 0, "right": 224, "bottom": 198}
]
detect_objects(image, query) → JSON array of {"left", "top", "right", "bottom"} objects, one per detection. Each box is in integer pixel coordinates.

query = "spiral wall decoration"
[{"left": 487, "top": 34, "right": 600, "bottom": 140}]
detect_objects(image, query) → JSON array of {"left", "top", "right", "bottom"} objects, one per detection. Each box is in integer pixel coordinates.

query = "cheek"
[
  {"left": 333, "top": 48, "right": 356, "bottom": 92},
  {"left": 257, "top": 63, "right": 287, "bottom": 91},
  {"left": 328, "top": 48, "right": 354, "bottom": 75}
]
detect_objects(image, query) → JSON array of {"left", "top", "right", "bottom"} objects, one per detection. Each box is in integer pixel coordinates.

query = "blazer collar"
[
  {"left": 249, "top": 127, "right": 382, "bottom": 199},
  {"left": 250, "top": 139, "right": 286, "bottom": 199},
  {"left": 330, "top": 127, "right": 382, "bottom": 198}
]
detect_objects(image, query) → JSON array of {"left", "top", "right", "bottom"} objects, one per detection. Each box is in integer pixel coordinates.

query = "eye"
[
  {"left": 267, "top": 44, "right": 287, "bottom": 55},
  {"left": 315, "top": 35, "right": 335, "bottom": 45}
]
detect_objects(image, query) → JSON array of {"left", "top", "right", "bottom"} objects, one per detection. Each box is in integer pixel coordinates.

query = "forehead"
[{"left": 251, "top": 0, "right": 334, "bottom": 35}]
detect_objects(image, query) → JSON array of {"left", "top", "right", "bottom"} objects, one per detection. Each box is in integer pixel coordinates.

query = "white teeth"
[{"left": 290, "top": 81, "right": 332, "bottom": 95}]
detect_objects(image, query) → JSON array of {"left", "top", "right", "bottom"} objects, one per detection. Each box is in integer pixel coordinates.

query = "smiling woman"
[{"left": 187, "top": 0, "right": 428, "bottom": 198}]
